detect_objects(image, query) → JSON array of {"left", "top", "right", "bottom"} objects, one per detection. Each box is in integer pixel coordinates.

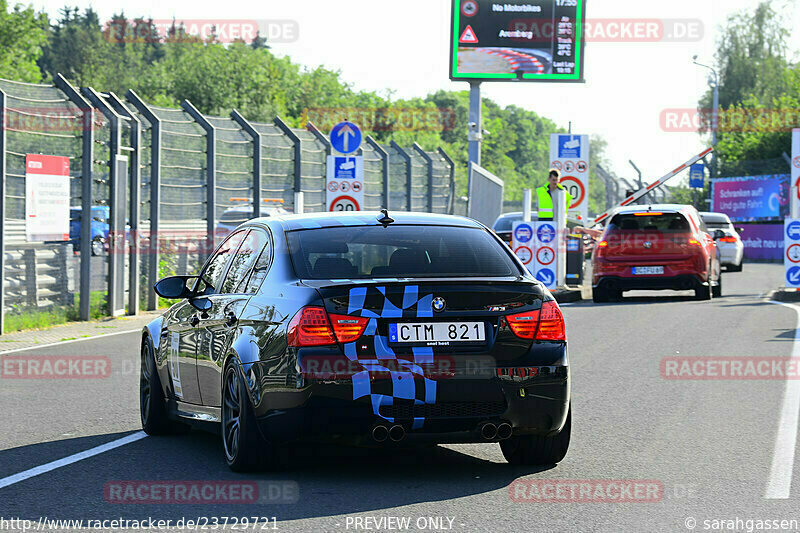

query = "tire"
[
  {"left": 501, "top": 406, "right": 571, "bottom": 466},
  {"left": 140, "top": 339, "right": 173, "bottom": 435},
  {"left": 592, "top": 287, "right": 609, "bottom": 303},
  {"left": 712, "top": 274, "right": 722, "bottom": 298},
  {"left": 222, "top": 359, "right": 282, "bottom": 472},
  {"left": 695, "top": 284, "right": 712, "bottom": 301},
  {"left": 728, "top": 262, "right": 743, "bottom": 272},
  {"left": 91, "top": 236, "right": 105, "bottom": 256}
]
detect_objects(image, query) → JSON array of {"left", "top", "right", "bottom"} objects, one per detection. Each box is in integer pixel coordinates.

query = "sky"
[{"left": 29, "top": 0, "right": 800, "bottom": 185}]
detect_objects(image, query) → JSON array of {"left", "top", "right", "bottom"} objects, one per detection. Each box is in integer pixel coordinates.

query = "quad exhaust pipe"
[
  {"left": 479, "top": 421, "right": 513, "bottom": 441},
  {"left": 371, "top": 424, "right": 406, "bottom": 443}
]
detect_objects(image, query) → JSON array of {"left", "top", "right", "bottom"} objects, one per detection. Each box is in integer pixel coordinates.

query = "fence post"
[
  {"left": 412, "top": 143, "right": 434, "bottom": 213},
  {"left": 107, "top": 92, "right": 141, "bottom": 315},
  {"left": 57, "top": 244, "right": 74, "bottom": 306},
  {"left": 306, "top": 122, "right": 331, "bottom": 207},
  {"left": 230, "top": 110, "right": 261, "bottom": 217},
  {"left": 23, "top": 248, "right": 37, "bottom": 307},
  {"left": 82, "top": 87, "right": 125, "bottom": 317},
  {"left": 390, "top": 141, "right": 412, "bottom": 211},
  {"left": 181, "top": 100, "right": 215, "bottom": 259},
  {"left": 0, "top": 89, "right": 6, "bottom": 333},
  {"left": 54, "top": 74, "right": 94, "bottom": 321},
  {"left": 365, "top": 136, "right": 389, "bottom": 209},
  {"left": 126, "top": 89, "right": 160, "bottom": 311},
  {"left": 274, "top": 117, "right": 302, "bottom": 213},
  {"left": 437, "top": 147, "right": 456, "bottom": 215}
]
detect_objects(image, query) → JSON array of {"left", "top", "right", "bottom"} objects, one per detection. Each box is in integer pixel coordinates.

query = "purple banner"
[
  {"left": 711, "top": 175, "right": 790, "bottom": 222},
  {"left": 740, "top": 224, "right": 783, "bottom": 262}
]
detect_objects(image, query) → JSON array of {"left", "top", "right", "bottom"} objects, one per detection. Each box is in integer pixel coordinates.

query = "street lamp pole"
[{"left": 692, "top": 56, "right": 719, "bottom": 197}]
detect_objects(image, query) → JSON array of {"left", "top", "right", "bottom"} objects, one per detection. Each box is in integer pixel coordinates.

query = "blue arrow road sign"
[
  {"left": 788, "top": 266, "right": 800, "bottom": 285},
  {"left": 787, "top": 221, "right": 800, "bottom": 241},
  {"left": 537, "top": 224, "right": 556, "bottom": 244},
  {"left": 536, "top": 269, "right": 555, "bottom": 286},
  {"left": 330, "top": 121, "right": 362, "bottom": 155}
]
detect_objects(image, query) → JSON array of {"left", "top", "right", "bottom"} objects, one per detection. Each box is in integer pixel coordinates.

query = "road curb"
[{"left": 768, "top": 289, "right": 800, "bottom": 303}]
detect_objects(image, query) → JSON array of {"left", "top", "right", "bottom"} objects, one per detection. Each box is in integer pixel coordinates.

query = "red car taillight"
[
  {"left": 287, "top": 307, "right": 336, "bottom": 347},
  {"left": 506, "top": 301, "right": 566, "bottom": 341},
  {"left": 329, "top": 314, "right": 369, "bottom": 343},
  {"left": 719, "top": 237, "right": 738, "bottom": 243}
]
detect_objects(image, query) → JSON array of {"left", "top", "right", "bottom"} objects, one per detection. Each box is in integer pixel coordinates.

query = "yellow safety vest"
[{"left": 536, "top": 184, "right": 573, "bottom": 219}]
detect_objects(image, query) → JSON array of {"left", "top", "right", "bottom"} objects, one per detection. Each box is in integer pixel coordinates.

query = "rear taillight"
[
  {"left": 287, "top": 307, "right": 336, "bottom": 347},
  {"left": 598, "top": 240, "right": 609, "bottom": 248},
  {"left": 595, "top": 240, "right": 608, "bottom": 258},
  {"left": 537, "top": 301, "right": 567, "bottom": 340},
  {"left": 688, "top": 237, "right": 701, "bottom": 246},
  {"left": 719, "top": 237, "right": 737, "bottom": 243},
  {"left": 329, "top": 314, "right": 369, "bottom": 343},
  {"left": 506, "top": 301, "right": 566, "bottom": 341}
]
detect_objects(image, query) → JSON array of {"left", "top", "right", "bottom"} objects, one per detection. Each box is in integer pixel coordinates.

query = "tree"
[{"left": 0, "top": 0, "right": 48, "bottom": 82}]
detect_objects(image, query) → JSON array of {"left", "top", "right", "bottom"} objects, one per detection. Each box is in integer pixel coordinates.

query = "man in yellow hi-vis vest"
[{"left": 536, "top": 169, "right": 573, "bottom": 219}]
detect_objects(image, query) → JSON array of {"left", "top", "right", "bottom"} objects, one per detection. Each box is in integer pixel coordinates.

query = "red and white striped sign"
[{"left": 593, "top": 147, "right": 714, "bottom": 225}]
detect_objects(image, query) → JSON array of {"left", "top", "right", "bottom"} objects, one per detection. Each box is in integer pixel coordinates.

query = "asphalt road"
[{"left": 1, "top": 263, "right": 799, "bottom": 532}]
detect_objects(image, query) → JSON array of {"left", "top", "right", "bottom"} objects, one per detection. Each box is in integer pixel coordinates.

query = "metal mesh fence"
[
  {"left": 408, "top": 148, "right": 429, "bottom": 212},
  {"left": 384, "top": 143, "right": 408, "bottom": 211},
  {"left": 1, "top": 77, "right": 456, "bottom": 331},
  {"left": 361, "top": 142, "right": 384, "bottom": 210},
  {"left": 252, "top": 122, "right": 295, "bottom": 211},
  {"left": 296, "top": 129, "right": 326, "bottom": 212},
  {"left": 0, "top": 79, "right": 85, "bottom": 327}
]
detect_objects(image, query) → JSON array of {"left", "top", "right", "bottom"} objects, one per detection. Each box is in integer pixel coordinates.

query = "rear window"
[
  {"left": 607, "top": 213, "right": 691, "bottom": 233},
  {"left": 287, "top": 225, "right": 520, "bottom": 279},
  {"left": 493, "top": 214, "right": 520, "bottom": 233}
]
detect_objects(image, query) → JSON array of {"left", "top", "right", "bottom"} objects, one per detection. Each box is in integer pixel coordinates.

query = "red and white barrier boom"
[{"left": 593, "top": 147, "right": 714, "bottom": 226}]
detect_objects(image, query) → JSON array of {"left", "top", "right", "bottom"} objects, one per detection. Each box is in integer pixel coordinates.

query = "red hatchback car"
[{"left": 592, "top": 205, "right": 722, "bottom": 302}]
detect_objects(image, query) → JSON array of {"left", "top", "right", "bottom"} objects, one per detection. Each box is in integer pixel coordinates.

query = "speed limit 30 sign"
[{"left": 550, "top": 134, "right": 590, "bottom": 221}]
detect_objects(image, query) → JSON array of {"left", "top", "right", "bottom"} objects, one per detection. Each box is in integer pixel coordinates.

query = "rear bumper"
[
  {"left": 249, "top": 368, "right": 570, "bottom": 444},
  {"left": 594, "top": 274, "right": 705, "bottom": 291}
]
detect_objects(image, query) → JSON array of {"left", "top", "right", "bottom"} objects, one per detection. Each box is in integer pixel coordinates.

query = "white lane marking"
[
  {"left": 765, "top": 301, "right": 800, "bottom": 499},
  {"left": 0, "top": 328, "right": 141, "bottom": 355},
  {"left": 0, "top": 431, "right": 148, "bottom": 490}
]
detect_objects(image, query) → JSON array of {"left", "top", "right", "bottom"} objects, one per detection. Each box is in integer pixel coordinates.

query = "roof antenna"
[{"left": 378, "top": 209, "right": 394, "bottom": 227}]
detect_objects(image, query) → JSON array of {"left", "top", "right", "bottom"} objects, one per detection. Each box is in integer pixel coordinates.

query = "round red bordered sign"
[
  {"left": 330, "top": 195, "right": 360, "bottom": 212},
  {"left": 576, "top": 161, "right": 588, "bottom": 173},
  {"left": 551, "top": 161, "right": 562, "bottom": 171},
  {"left": 559, "top": 176, "right": 586, "bottom": 209},
  {"left": 788, "top": 244, "right": 800, "bottom": 263},
  {"left": 514, "top": 246, "right": 532, "bottom": 265},
  {"left": 327, "top": 182, "right": 339, "bottom": 192},
  {"left": 537, "top": 246, "right": 555, "bottom": 266},
  {"left": 461, "top": 0, "right": 478, "bottom": 17},
  {"left": 794, "top": 156, "right": 800, "bottom": 169}
]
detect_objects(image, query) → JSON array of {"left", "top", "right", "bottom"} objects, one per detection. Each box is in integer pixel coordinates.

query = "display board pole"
[
  {"left": 468, "top": 82, "right": 481, "bottom": 167},
  {"left": 554, "top": 188, "right": 567, "bottom": 287},
  {"left": 523, "top": 189, "right": 532, "bottom": 222}
]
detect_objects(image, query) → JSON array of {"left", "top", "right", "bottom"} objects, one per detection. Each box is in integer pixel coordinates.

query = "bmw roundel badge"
[{"left": 432, "top": 297, "right": 446, "bottom": 313}]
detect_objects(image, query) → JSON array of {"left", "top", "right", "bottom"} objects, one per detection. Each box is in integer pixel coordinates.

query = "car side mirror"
[
  {"left": 154, "top": 276, "right": 197, "bottom": 299},
  {"left": 189, "top": 297, "right": 213, "bottom": 312},
  {"left": 713, "top": 230, "right": 725, "bottom": 240},
  {"left": 736, "top": 227, "right": 744, "bottom": 234}
]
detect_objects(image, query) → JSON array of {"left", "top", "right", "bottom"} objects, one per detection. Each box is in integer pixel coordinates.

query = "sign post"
[
  {"left": 328, "top": 121, "right": 364, "bottom": 212},
  {"left": 792, "top": 129, "right": 800, "bottom": 219},
  {"left": 550, "top": 134, "right": 590, "bottom": 222},
  {"left": 786, "top": 219, "right": 800, "bottom": 288},
  {"left": 25, "top": 154, "right": 70, "bottom": 242}
]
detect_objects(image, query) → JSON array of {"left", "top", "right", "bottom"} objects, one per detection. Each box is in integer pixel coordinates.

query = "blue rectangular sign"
[
  {"left": 557, "top": 135, "right": 582, "bottom": 159},
  {"left": 689, "top": 164, "right": 705, "bottom": 189}
]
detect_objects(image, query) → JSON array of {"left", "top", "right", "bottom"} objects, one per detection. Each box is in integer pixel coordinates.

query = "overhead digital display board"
[{"left": 450, "top": 0, "right": 586, "bottom": 83}]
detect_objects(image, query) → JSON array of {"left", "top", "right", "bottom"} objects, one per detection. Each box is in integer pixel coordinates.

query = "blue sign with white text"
[
  {"left": 557, "top": 135, "right": 582, "bottom": 159},
  {"left": 330, "top": 121, "right": 362, "bottom": 154}
]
